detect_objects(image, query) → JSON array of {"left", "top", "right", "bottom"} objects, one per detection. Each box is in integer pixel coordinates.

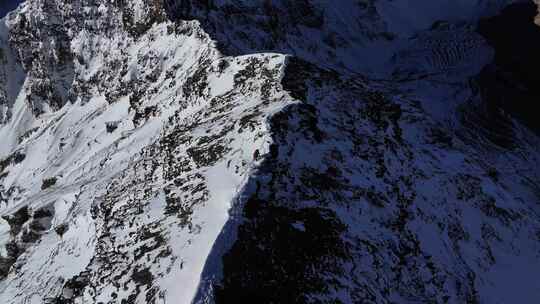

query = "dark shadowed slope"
[
  {"left": 175, "top": 1, "right": 540, "bottom": 303},
  {"left": 0, "top": 1, "right": 538, "bottom": 303},
  {"left": 0, "top": 0, "right": 24, "bottom": 17},
  {"left": 477, "top": 2, "right": 540, "bottom": 135}
]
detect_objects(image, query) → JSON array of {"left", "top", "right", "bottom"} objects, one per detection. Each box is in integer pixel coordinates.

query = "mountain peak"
[{"left": 0, "top": 1, "right": 539, "bottom": 303}]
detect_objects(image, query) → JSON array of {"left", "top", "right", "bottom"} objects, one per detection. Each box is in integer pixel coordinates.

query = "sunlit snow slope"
[
  {"left": 0, "top": 0, "right": 539, "bottom": 304},
  {"left": 0, "top": 1, "right": 295, "bottom": 303}
]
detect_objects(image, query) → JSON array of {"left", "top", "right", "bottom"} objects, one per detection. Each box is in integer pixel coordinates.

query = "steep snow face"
[
  {"left": 0, "top": 0, "right": 539, "bottom": 304},
  {"left": 163, "top": 0, "right": 526, "bottom": 140},
  {"left": 206, "top": 58, "right": 540, "bottom": 304},
  {"left": 162, "top": 1, "right": 539, "bottom": 304},
  {"left": 0, "top": 0, "right": 294, "bottom": 303}
]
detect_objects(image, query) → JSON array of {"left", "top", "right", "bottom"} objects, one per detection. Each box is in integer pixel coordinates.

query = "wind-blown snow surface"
[{"left": 0, "top": 0, "right": 539, "bottom": 303}]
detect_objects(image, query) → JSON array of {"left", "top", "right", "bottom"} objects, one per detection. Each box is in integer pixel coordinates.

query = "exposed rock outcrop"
[{"left": 0, "top": 1, "right": 538, "bottom": 304}]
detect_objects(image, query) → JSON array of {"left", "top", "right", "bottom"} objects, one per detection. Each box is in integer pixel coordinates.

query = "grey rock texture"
[{"left": 0, "top": 1, "right": 538, "bottom": 303}]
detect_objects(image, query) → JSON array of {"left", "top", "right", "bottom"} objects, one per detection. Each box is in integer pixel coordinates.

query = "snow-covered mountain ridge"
[{"left": 0, "top": 0, "right": 538, "bottom": 303}]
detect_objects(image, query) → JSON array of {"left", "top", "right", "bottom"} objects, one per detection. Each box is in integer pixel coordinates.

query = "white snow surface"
[
  {"left": 0, "top": 1, "right": 294, "bottom": 303},
  {"left": 0, "top": 0, "right": 538, "bottom": 303}
]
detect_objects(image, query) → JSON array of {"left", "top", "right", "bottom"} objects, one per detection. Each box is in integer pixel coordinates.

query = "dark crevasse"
[
  {"left": 0, "top": 0, "right": 24, "bottom": 18},
  {"left": 477, "top": 2, "right": 540, "bottom": 135}
]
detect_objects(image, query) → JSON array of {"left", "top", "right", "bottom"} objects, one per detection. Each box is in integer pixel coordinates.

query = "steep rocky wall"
[{"left": 0, "top": 1, "right": 539, "bottom": 304}]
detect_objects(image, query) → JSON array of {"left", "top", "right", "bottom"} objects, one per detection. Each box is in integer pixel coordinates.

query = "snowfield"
[{"left": 0, "top": 0, "right": 538, "bottom": 303}]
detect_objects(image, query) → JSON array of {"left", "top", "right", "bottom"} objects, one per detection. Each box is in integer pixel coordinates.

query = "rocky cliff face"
[
  {"left": 0, "top": 1, "right": 539, "bottom": 304},
  {"left": 0, "top": 1, "right": 295, "bottom": 303}
]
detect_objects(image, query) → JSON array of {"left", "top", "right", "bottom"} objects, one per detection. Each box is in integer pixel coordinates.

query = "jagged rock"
[
  {"left": 0, "top": 1, "right": 538, "bottom": 304},
  {"left": 54, "top": 223, "right": 68, "bottom": 238}
]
